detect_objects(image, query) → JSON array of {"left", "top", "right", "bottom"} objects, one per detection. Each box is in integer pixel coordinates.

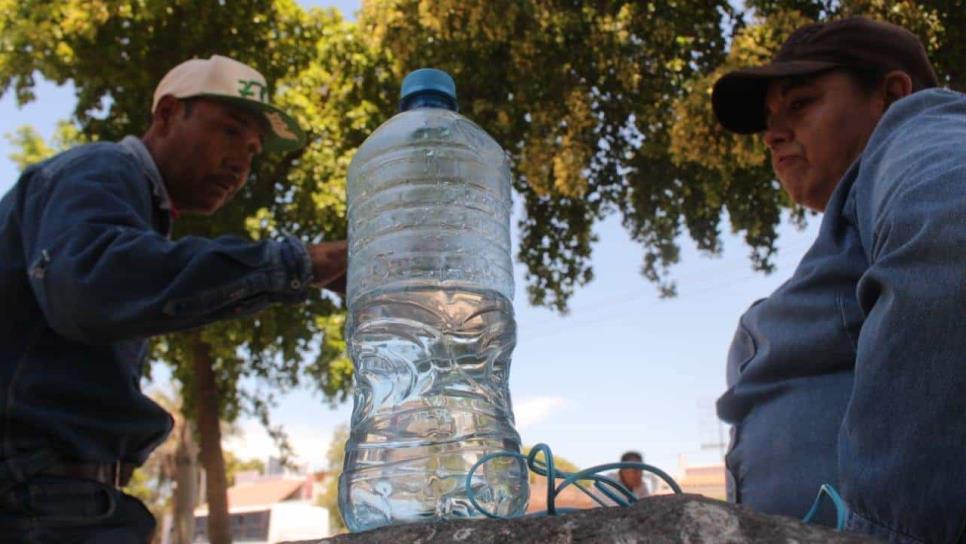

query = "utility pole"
[{"left": 700, "top": 418, "right": 727, "bottom": 459}]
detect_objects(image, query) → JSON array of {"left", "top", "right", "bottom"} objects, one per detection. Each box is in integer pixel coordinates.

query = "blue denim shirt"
[
  {"left": 718, "top": 88, "right": 966, "bottom": 543},
  {"left": 0, "top": 136, "right": 314, "bottom": 470}
]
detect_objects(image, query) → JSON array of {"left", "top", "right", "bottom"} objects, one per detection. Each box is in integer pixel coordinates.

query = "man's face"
[
  {"left": 157, "top": 98, "right": 266, "bottom": 215},
  {"left": 619, "top": 467, "right": 643, "bottom": 489},
  {"left": 764, "top": 71, "right": 885, "bottom": 211}
]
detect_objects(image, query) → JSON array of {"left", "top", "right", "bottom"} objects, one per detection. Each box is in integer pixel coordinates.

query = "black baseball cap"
[{"left": 712, "top": 16, "right": 939, "bottom": 134}]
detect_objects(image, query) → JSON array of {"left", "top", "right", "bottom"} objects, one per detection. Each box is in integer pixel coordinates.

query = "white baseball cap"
[{"left": 152, "top": 55, "right": 306, "bottom": 152}]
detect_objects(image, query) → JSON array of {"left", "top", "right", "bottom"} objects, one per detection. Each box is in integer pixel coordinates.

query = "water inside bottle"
[{"left": 340, "top": 286, "right": 528, "bottom": 530}]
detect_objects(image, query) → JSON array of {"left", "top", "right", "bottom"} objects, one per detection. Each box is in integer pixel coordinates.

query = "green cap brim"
[{"left": 197, "top": 93, "right": 307, "bottom": 153}]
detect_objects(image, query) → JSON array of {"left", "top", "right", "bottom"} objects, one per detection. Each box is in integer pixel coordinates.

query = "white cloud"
[
  {"left": 223, "top": 420, "right": 276, "bottom": 461},
  {"left": 514, "top": 396, "right": 566, "bottom": 430}
]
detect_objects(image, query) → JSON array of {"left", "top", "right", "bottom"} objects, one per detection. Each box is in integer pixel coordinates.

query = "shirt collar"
[{"left": 118, "top": 136, "right": 179, "bottom": 221}]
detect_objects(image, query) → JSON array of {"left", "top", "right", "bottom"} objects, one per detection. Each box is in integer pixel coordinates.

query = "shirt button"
[{"left": 290, "top": 279, "right": 302, "bottom": 290}]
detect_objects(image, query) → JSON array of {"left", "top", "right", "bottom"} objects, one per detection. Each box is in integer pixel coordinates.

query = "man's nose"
[
  {"left": 228, "top": 138, "right": 260, "bottom": 177},
  {"left": 226, "top": 163, "right": 246, "bottom": 178},
  {"left": 224, "top": 156, "right": 252, "bottom": 184},
  {"left": 247, "top": 131, "right": 263, "bottom": 157}
]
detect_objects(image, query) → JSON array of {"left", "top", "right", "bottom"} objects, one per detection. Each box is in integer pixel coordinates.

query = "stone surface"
[{"left": 295, "top": 494, "right": 878, "bottom": 543}]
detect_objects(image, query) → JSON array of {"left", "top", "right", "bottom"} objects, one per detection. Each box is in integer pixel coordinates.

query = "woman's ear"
[{"left": 881, "top": 70, "right": 914, "bottom": 110}]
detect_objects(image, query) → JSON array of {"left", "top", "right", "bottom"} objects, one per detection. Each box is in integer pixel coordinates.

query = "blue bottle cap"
[{"left": 400, "top": 68, "right": 458, "bottom": 111}]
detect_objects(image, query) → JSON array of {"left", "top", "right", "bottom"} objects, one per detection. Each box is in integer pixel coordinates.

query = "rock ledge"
[{"left": 300, "top": 494, "right": 876, "bottom": 543}]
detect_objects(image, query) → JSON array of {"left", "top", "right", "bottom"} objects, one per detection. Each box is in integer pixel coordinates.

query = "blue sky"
[{"left": 0, "top": 1, "right": 820, "bottom": 475}]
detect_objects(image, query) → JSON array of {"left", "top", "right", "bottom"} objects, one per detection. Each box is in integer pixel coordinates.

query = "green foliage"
[
  {"left": 745, "top": 0, "right": 835, "bottom": 19},
  {"left": 5, "top": 126, "right": 53, "bottom": 170},
  {"left": 123, "top": 467, "right": 170, "bottom": 526},
  {"left": 4, "top": 121, "right": 88, "bottom": 170},
  {"left": 0, "top": 0, "right": 321, "bottom": 141},
  {"left": 316, "top": 424, "right": 348, "bottom": 533},
  {"left": 746, "top": 0, "right": 960, "bottom": 90},
  {"left": 669, "top": 10, "right": 813, "bottom": 275},
  {"left": 357, "top": 0, "right": 964, "bottom": 307},
  {"left": 224, "top": 451, "right": 266, "bottom": 487},
  {"left": 358, "top": 0, "right": 738, "bottom": 306}
]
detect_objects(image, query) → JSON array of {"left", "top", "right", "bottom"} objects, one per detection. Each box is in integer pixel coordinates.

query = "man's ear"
[
  {"left": 881, "top": 70, "right": 914, "bottom": 110},
  {"left": 151, "top": 95, "right": 181, "bottom": 135}
]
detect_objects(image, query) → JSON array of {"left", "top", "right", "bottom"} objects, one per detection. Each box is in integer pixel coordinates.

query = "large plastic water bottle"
[{"left": 338, "top": 69, "right": 529, "bottom": 531}]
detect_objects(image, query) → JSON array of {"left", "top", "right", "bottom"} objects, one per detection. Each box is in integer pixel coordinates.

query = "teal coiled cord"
[
  {"left": 464, "top": 443, "right": 682, "bottom": 519},
  {"left": 464, "top": 442, "right": 848, "bottom": 530},
  {"left": 802, "top": 483, "right": 848, "bottom": 530}
]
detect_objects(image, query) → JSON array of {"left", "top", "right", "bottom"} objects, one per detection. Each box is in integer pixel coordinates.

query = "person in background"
[
  {"left": 0, "top": 55, "right": 346, "bottom": 542},
  {"left": 615, "top": 450, "right": 650, "bottom": 499},
  {"left": 712, "top": 16, "right": 965, "bottom": 543}
]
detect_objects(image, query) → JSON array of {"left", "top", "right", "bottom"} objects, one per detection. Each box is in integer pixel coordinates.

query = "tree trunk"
[
  {"left": 172, "top": 418, "right": 199, "bottom": 544},
  {"left": 191, "top": 335, "right": 232, "bottom": 544}
]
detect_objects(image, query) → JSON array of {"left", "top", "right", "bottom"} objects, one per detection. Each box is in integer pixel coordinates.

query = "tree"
[
  {"left": 0, "top": 1, "right": 377, "bottom": 541},
  {"left": 224, "top": 452, "right": 266, "bottom": 487},
  {"left": 356, "top": 0, "right": 965, "bottom": 308},
  {"left": 169, "top": 413, "right": 201, "bottom": 544},
  {"left": 316, "top": 424, "right": 348, "bottom": 534},
  {"left": 4, "top": 122, "right": 88, "bottom": 170},
  {"left": 358, "top": 0, "right": 736, "bottom": 305}
]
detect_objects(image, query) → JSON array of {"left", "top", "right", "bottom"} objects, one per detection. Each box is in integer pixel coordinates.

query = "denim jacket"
[
  {"left": 718, "top": 88, "right": 966, "bottom": 543},
  {"left": 0, "top": 136, "right": 314, "bottom": 470}
]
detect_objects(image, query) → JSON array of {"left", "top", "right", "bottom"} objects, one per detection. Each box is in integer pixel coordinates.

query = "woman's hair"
[{"left": 842, "top": 65, "right": 935, "bottom": 94}]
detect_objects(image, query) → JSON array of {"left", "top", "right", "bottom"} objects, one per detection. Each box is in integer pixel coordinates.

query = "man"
[
  {"left": 712, "top": 17, "right": 965, "bottom": 543},
  {"left": 597, "top": 451, "right": 649, "bottom": 506},
  {"left": 0, "top": 55, "right": 347, "bottom": 542},
  {"left": 615, "top": 451, "right": 649, "bottom": 499}
]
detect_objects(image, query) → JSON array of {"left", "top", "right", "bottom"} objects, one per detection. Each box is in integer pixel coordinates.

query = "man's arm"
[
  {"left": 22, "top": 149, "right": 343, "bottom": 344},
  {"left": 841, "top": 90, "right": 966, "bottom": 542}
]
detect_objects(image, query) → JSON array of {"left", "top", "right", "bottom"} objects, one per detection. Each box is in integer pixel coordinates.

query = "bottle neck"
[{"left": 399, "top": 91, "right": 458, "bottom": 112}]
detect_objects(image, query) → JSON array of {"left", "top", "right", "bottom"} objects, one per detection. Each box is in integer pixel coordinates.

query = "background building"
[{"left": 185, "top": 468, "right": 331, "bottom": 544}]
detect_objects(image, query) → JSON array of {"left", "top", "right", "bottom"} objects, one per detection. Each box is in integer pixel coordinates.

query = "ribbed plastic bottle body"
[{"left": 339, "top": 107, "right": 529, "bottom": 531}]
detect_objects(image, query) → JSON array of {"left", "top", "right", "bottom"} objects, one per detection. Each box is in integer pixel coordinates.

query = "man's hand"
[{"left": 307, "top": 240, "right": 348, "bottom": 294}]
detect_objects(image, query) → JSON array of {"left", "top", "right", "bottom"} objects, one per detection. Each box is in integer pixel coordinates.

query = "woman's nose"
[{"left": 764, "top": 119, "right": 793, "bottom": 150}]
